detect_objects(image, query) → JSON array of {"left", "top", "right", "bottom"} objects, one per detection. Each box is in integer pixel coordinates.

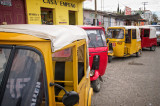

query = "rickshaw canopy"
[
  {"left": 0, "top": 24, "right": 88, "bottom": 52},
  {"left": 138, "top": 26, "right": 156, "bottom": 39},
  {"left": 112, "top": 26, "right": 141, "bottom": 42}
]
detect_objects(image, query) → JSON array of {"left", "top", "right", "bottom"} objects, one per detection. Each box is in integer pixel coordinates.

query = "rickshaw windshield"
[
  {"left": 85, "top": 30, "right": 106, "bottom": 48},
  {"left": 0, "top": 46, "right": 47, "bottom": 106},
  {"left": 107, "top": 29, "right": 124, "bottom": 39}
]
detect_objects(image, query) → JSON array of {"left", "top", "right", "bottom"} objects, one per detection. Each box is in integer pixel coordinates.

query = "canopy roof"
[
  {"left": 138, "top": 26, "right": 156, "bottom": 38},
  {"left": 108, "top": 26, "right": 141, "bottom": 41},
  {"left": 0, "top": 24, "right": 88, "bottom": 52}
]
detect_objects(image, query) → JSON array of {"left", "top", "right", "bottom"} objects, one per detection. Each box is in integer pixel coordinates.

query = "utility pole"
[
  {"left": 95, "top": 0, "right": 97, "bottom": 26},
  {"left": 142, "top": 2, "right": 148, "bottom": 11},
  {"left": 142, "top": 2, "right": 148, "bottom": 18}
]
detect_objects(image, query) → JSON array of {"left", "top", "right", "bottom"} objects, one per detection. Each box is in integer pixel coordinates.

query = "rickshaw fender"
[{"left": 90, "top": 70, "right": 100, "bottom": 81}]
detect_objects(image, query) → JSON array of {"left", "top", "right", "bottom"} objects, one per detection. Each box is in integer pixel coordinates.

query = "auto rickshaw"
[
  {"left": 138, "top": 26, "right": 157, "bottom": 51},
  {"left": 107, "top": 26, "right": 142, "bottom": 62},
  {"left": 80, "top": 26, "right": 108, "bottom": 92},
  {"left": 0, "top": 25, "right": 93, "bottom": 106}
]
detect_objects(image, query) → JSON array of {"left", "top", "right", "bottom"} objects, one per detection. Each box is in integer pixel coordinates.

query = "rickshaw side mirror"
[
  {"left": 107, "top": 39, "right": 109, "bottom": 43},
  {"left": 50, "top": 83, "right": 79, "bottom": 106}
]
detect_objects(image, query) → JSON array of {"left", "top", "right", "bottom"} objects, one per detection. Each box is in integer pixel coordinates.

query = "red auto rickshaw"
[
  {"left": 81, "top": 26, "right": 108, "bottom": 92},
  {"left": 139, "top": 26, "right": 157, "bottom": 51}
]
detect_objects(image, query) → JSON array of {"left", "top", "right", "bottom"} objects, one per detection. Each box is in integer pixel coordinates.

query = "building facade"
[
  {"left": 83, "top": 9, "right": 144, "bottom": 31},
  {"left": 141, "top": 10, "right": 152, "bottom": 24},
  {"left": 0, "top": 0, "right": 85, "bottom": 25}
]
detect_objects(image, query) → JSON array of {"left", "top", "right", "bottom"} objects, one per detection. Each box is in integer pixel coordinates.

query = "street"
[{"left": 92, "top": 47, "right": 160, "bottom": 106}]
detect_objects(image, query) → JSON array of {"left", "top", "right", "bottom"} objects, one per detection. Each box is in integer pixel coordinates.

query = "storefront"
[
  {"left": 26, "top": 0, "right": 84, "bottom": 25},
  {"left": 0, "top": 0, "right": 85, "bottom": 25}
]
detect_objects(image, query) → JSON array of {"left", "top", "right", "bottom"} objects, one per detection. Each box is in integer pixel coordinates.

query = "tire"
[
  {"left": 108, "top": 56, "right": 112, "bottom": 63},
  {"left": 136, "top": 50, "right": 142, "bottom": 57},
  {"left": 91, "top": 77, "right": 101, "bottom": 92},
  {"left": 150, "top": 46, "right": 156, "bottom": 51}
]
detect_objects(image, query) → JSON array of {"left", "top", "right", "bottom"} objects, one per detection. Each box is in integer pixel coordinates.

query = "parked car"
[
  {"left": 0, "top": 25, "right": 93, "bottom": 106},
  {"left": 138, "top": 26, "right": 157, "bottom": 51},
  {"left": 81, "top": 26, "right": 108, "bottom": 92},
  {"left": 107, "top": 26, "right": 142, "bottom": 62}
]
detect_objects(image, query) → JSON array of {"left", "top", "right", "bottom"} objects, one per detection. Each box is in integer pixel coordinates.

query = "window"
[
  {"left": 41, "top": 8, "right": 53, "bottom": 25},
  {"left": 107, "top": 29, "right": 124, "bottom": 39},
  {"left": 144, "top": 29, "right": 150, "bottom": 37},
  {"left": 125, "top": 29, "right": 131, "bottom": 43},
  {"left": 86, "top": 30, "right": 106, "bottom": 48},
  {"left": 69, "top": 11, "right": 76, "bottom": 25},
  {"left": 78, "top": 45, "right": 85, "bottom": 84},
  {"left": 132, "top": 29, "right": 136, "bottom": 39},
  {"left": 0, "top": 48, "right": 11, "bottom": 85},
  {"left": 52, "top": 47, "right": 73, "bottom": 98},
  {"left": 0, "top": 46, "right": 48, "bottom": 106}
]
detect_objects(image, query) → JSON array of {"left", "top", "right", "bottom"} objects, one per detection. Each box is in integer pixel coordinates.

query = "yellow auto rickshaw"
[
  {"left": 106, "top": 26, "right": 142, "bottom": 62},
  {"left": 0, "top": 25, "right": 93, "bottom": 106}
]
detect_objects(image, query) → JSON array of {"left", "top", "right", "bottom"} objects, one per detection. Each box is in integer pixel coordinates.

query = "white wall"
[{"left": 83, "top": 10, "right": 125, "bottom": 31}]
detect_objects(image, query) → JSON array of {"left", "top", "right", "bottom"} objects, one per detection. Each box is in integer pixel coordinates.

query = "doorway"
[
  {"left": 69, "top": 11, "right": 76, "bottom": 25},
  {"left": 0, "top": 0, "right": 26, "bottom": 25},
  {"left": 41, "top": 8, "right": 53, "bottom": 25}
]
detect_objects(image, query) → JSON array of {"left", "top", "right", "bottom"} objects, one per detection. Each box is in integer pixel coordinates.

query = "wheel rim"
[
  {"left": 153, "top": 46, "right": 156, "bottom": 50},
  {"left": 96, "top": 78, "right": 100, "bottom": 89},
  {"left": 139, "top": 50, "right": 142, "bottom": 55},
  {"left": 151, "top": 46, "right": 156, "bottom": 51}
]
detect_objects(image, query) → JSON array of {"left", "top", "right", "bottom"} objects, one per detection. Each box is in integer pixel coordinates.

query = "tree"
[
  {"left": 117, "top": 3, "right": 119, "bottom": 13},
  {"left": 152, "top": 13, "right": 158, "bottom": 22}
]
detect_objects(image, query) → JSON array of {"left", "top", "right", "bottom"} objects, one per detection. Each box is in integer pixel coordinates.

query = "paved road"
[{"left": 91, "top": 47, "right": 160, "bottom": 106}]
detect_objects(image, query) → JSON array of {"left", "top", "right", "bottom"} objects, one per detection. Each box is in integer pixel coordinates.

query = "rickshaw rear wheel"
[
  {"left": 91, "top": 77, "right": 101, "bottom": 92},
  {"left": 150, "top": 46, "right": 156, "bottom": 51},
  {"left": 108, "top": 56, "right": 112, "bottom": 63},
  {"left": 136, "top": 50, "right": 142, "bottom": 57}
]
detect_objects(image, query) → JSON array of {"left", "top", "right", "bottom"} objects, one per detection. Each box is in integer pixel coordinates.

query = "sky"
[{"left": 83, "top": 0, "right": 160, "bottom": 19}]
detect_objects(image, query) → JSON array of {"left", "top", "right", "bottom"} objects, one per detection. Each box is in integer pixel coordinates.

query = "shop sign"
[
  {"left": 28, "top": 13, "right": 41, "bottom": 22},
  {"left": 43, "top": 0, "right": 57, "bottom": 5},
  {"left": 60, "top": 1, "right": 76, "bottom": 8},
  {"left": 43, "top": 0, "right": 76, "bottom": 8},
  {"left": 0, "top": 0, "right": 12, "bottom": 6}
]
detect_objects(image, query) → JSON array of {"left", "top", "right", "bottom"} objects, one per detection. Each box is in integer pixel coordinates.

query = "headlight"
[{"left": 90, "top": 70, "right": 95, "bottom": 77}]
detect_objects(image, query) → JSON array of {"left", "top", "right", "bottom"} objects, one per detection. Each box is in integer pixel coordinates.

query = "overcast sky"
[{"left": 83, "top": 0, "right": 160, "bottom": 18}]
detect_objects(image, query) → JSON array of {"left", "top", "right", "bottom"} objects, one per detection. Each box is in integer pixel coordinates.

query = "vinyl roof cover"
[
  {"left": 138, "top": 26, "right": 156, "bottom": 38},
  {"left": 0, "top": 24, "right": 88, "bottom": 52},
  {"left": 109, "top": 26, "right": 141, "bottom": 42}
]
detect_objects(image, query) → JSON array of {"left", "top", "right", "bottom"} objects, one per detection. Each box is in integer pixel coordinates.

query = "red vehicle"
[
  {"left": 139, "top": 26, "right": 157, "bottom": 51},
  {"left": 81, "top": 26, "right": 108, "bottom": 92}
]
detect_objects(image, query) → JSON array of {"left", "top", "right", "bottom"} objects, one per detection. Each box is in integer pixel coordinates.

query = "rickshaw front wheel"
[
  {"left": 108, "top": 56, "right": 112, "bottom": 63},
  {"left": 136, "top": 50, "right": 142, "bottom": 57},
  {"left": 150, "top": 46, "right": 156, "bottom": 51},
  {"left": 91, "top": 77, "right": 101, "bottom": 92}
]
